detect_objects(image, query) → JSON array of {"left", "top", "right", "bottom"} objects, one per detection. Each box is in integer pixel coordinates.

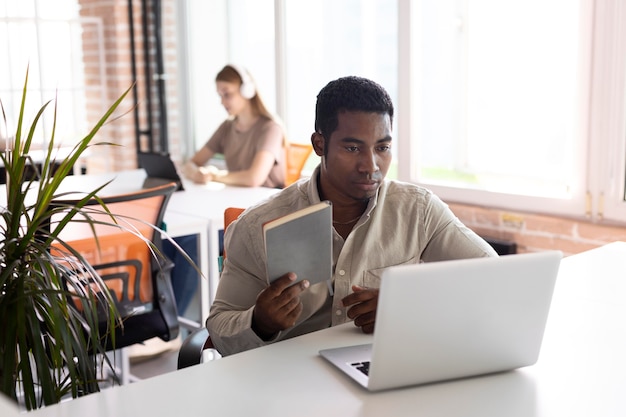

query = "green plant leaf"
[{"left": 0, "top": 68, "right": 135, "bottom": 410}]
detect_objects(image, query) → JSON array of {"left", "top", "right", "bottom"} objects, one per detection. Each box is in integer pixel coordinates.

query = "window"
[
  {"left": 400, "top": 0, "right": 588, "bottom": 217},
  {"left": 398, "top": 0, "right": 626, "bottom": 223},
  {"left": 588, "top": 0, "right": 626, "bottom": 222},
  {"left": 181, "top": 0, "right": 397, "bottom": 173},
  {"left": 282, "top": 1, "right": 397, "bottom": 141},
  {"left": 0, "top": 0, "right": 105, "bottom": 152},
  {"left": 282, "top": 0, "right": 398, "bottom": 173},
  {"left": 180, "top": 0, "right": 626, "bottom": 223},
  {"left": 182, "top": 0, "right": 276, "bottom": 155}
]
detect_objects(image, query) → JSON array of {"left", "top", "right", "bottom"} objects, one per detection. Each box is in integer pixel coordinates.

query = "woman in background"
[
  {"left": 173, "top": 64, "right": 286, "bottom": 317},
  {"left": 130, "top": 64, "right": 287, "bottom": 359},
  {"left": 183, "top": 64, "right": 286, "bottom": 188}
]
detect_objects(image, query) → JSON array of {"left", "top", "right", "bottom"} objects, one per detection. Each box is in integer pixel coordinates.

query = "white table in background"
[{"left": 27, "top": 242, "right": 626, "bottom": 416}]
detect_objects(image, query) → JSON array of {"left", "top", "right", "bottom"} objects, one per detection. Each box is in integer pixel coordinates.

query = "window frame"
[
  {"left": 1, "top": 3, "right": 107, "bottom": 153},
  {"left": 397, "top": 0, "right": 600, "bottom": 221},
  {"left": 588, "top": 0, "right": 626, "bottom": 223}
]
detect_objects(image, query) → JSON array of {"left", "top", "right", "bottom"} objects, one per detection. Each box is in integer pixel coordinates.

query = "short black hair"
[{"left": 314, "top": 76, "right": 394, "bottom": 139}]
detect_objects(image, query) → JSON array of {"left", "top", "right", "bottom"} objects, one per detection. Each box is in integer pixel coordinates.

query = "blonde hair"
[{"left": 216, "top": 65, "right": 288, "bottom": 146}]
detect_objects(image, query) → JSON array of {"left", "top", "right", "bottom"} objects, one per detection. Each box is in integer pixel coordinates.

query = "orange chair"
[
  {"left": 51, "top": 183, "right": 179, "bottom": 382},
  {"left": 223, "top": 207, "right": 245, "bottom": 252},
  {"left": 177, "top": 206, "right": 244, "bottom": 369},
  {"left": 285, "top": 142, "right": 313, "bottom": 186}
]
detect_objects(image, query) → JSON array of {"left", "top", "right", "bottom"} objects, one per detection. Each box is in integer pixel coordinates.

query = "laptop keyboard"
[{"left": 351, "top": 361, "right": 370, "bottom": 376}]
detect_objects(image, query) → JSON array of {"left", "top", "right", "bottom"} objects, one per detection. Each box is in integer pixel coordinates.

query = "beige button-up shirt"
[{"left": 207, "top": 167, "right": 497, "bottom": 356}]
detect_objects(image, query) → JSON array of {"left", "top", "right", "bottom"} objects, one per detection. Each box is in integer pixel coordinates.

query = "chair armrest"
[{"left": 177, "top": 327, "right": 215, "bottom": 369}]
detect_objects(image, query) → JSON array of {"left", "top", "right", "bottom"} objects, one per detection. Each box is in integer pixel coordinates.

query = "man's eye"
[
  {"left": 346, "top": 146, "right": 358, "bottom": 152},
  {"left": 377, "top": 145, "right": 391, "bottom": 152}
]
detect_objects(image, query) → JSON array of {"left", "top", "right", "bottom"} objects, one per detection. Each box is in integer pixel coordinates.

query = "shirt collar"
[{"left": 304, "top": 164, "right": 383, "bottom": 220}]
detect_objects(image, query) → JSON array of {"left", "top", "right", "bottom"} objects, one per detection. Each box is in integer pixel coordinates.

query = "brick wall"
[
  {"left": 448, "top": 202, "right": 626, "bottom": 256},
  {"left": 78, "top": 0, "right": 180, "bottom": 173}
]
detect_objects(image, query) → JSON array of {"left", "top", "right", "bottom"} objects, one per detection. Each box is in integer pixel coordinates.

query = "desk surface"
[
  {"left": 1, "top": 168, "right": 279, "bottom": 235},
  {"left": 0, "top": 393, "right": 19, "bottom": 416},
  {"left": 24, "top": 242, "right": 626, "bottom": 417},
  {"left": 51, "top": 169, "right": 280, "bottom": 221}
]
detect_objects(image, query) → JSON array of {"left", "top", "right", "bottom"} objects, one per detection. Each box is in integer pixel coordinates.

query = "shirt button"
[
  {"left": 338, "top": 270, "right": 346, "bottom": 276},
  {"left": 335, "top": 309, "right": 343, "bottom": 316}
]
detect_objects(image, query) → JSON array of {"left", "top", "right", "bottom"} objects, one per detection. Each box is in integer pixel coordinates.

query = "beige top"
[
  {"left": 205, "top": 117, "right": 285, "bottom": 188},
  {"left": 207, "top": 166, "right": 498, "bottom": 356}
]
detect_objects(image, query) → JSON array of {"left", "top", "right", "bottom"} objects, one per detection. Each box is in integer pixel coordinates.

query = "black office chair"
[
  {"left": 178, "top": 327, "right": 215, "bottom": 369},
  {"left": 51, "top": 182, "right": 180, "bottom": 382}
]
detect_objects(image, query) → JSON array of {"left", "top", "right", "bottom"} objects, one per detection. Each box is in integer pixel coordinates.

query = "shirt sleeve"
[
  {"left": 206, "top": 214, "right": 278, "bottom": 355},
  {"left": 420, "top": 192, "right": 498, "bottom": 262},
  {"left": 204, "top": 120, "right": 231, "bottom": 154}
]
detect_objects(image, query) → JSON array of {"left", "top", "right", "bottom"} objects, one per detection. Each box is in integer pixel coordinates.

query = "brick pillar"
[{"left": 77, "top": 0, "right": 180, "bottom": 173}]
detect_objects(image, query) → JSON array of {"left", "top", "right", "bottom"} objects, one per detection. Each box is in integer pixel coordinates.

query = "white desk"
[
  {"left": 0, "top": 393, "right": 19, "bottom": 417},
  {"left": 26, "top": 242, "right": 626, "bottom": 416}
]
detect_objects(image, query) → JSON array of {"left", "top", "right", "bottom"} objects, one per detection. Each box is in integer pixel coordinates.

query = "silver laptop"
[{"left": 319, "top": 251, "right": 562, "bottom": 391}]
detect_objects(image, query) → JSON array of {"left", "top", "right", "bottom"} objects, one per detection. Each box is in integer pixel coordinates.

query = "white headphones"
[{"left": 229, "top": 64, "right": 256, "bottom": 99}]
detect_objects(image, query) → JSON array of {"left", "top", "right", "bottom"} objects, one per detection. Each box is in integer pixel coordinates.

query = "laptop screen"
[{"left": 137, "top": 152, "right": 184, "bottom": 191}]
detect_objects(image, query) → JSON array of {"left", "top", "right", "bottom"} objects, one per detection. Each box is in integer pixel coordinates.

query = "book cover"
[{"left": 264, "top": 201, "right": 332, "bottom": 285}]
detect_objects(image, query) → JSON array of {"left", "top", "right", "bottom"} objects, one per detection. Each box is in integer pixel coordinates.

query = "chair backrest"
[
  {"left": 221, "top": 207, "right": 245, "bottom": 262},
  {"left": 51, "top": 182, "right": 179, "bottom": 350},
  {"left": 285, "top": 142, "right": 313, "bottom": 186},
  {"left": 224, "top": 207, "right": 245, "bottom": 239}
]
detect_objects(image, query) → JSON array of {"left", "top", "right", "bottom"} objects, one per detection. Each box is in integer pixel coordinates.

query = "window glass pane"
[
  {"left": 37, "top": 0, "right": 79, "bottom": 19},
  {"left": 1, "top": 0, "right": 87, "bottom": 148},
  {"left": 186, "top": 0, "right": 275, "bottom": 153},
  {"left": 0, "top": 0, "right": 35, "bottom": 17},
  {"left": 284, "top": 0, "right": 398, "bottom": 174},
  {"left": 227, "top": 0, "right": 276, "bottom": 110},
  {"left": 413, "top": 0, "right": 581, "bottom": 199}
]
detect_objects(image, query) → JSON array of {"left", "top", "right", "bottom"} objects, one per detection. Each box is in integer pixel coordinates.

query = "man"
[{"left": 207, "top": 76, "right": 497, "bottom": 356}]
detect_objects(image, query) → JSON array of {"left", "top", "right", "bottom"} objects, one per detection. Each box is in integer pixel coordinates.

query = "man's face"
[{"left": 313, "top": 110, "right": 392, "bottom": 202}]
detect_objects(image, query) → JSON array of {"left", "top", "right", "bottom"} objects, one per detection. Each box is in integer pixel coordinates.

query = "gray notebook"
[
  {"left": 263, "top": 201, "right": 332, "bottom": 286},
  {"left": 320, "top": 251, "right": 562, "bottom": 391}
]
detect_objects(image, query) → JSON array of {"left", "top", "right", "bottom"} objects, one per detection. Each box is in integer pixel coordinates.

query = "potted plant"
[{"left": 0, "top": 68, "right": 135, "bottom": 410}]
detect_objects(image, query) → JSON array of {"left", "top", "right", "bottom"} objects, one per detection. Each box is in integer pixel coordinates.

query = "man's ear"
[{"left": 311, "top": 132, "right": 324, "bottom": 156}]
